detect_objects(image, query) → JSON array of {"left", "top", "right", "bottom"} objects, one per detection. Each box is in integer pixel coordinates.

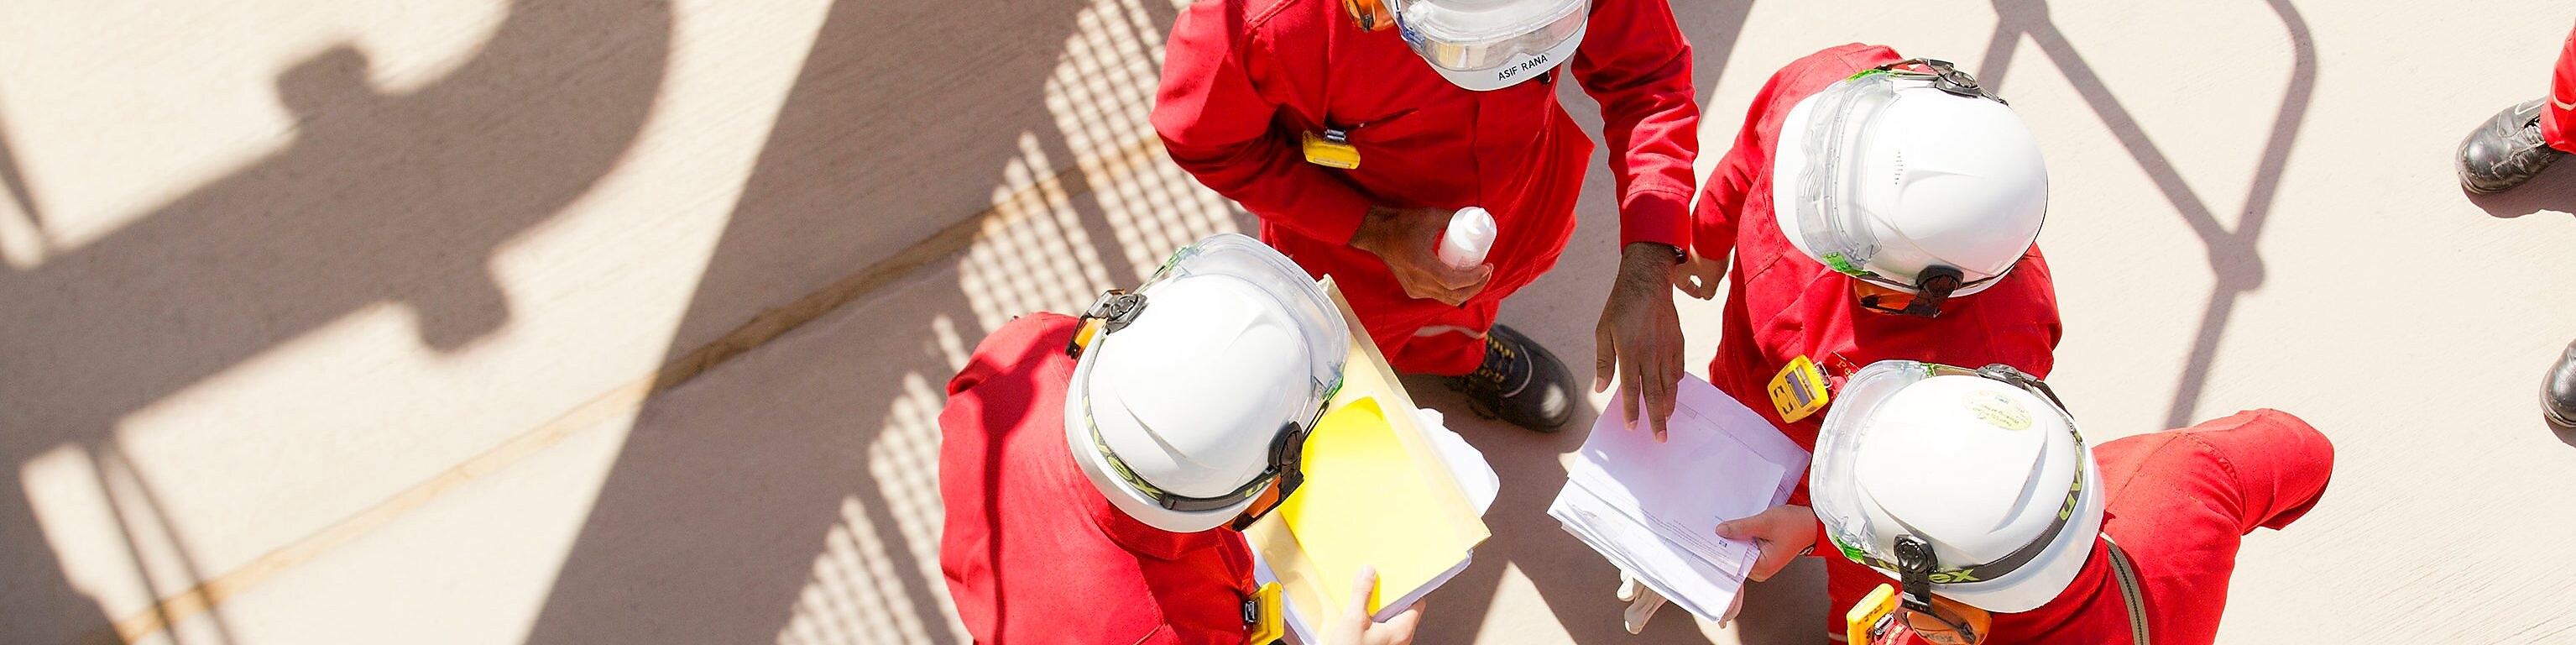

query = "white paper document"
[
  {"left": 1257, "top": 406, "right": 1499, "bottom": 645},
  {"left": 1547, "top": 373, "right": 1811, "bottom": 622}
]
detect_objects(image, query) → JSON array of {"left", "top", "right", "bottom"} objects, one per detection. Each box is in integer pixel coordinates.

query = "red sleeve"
[
  {"left": 2166, "top": 409, "right": 2337, "bottom": 533},
  {"left": 1691, "top": 128, "right": 1755, "bottom": 262},
  {"left": 1152, "top": 0, "right": 1375, "bottom": 244},
  {"left": 1569, "top": 0, "right": 1699, "bottom": 250}
]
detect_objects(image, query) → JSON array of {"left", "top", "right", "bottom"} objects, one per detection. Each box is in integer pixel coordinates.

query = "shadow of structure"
[
  {"left": 2469, "top": 155, "right": 2576, "bottom": 218},
  {"left": 1393, "top": 2, "right": 1766, "bottom": 642},
  {"left": 516, "top": 0, "right": 1267, "bottom": 642},
  {"left": 1981, "top": 0, "right": 2317, "bottom": 429},
  {"left": 1404, "top": 0, "right": 2317, "bottom": 642},
  {"left": 0, "top": 97, "right": 37, "bottom": 232},
  {"left": 0, "top": 1, "right": 672, "bottom": 642}
]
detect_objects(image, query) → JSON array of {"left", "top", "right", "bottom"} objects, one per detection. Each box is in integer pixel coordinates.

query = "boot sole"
[{"left": 2542, "top": 385, "right": 2576, "bottom": 431}]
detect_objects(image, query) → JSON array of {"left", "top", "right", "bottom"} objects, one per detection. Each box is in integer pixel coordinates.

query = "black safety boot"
[
  {"left": 2545, "top": 339, "right": 2576, "bottom": 429},
  {"left": 1445, "top": 324, "right": 1575, "bottom": 432},
  {"left": 2458, "top": 98, "right": 2568, "bottom": 194}
]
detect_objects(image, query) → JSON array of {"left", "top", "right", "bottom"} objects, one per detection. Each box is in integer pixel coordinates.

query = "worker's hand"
[
  {"left": 1595, "top": 242, "right": 1686, "bottom": 442},
  {"left": 1350, "top": 206, "right": 1493, "bottom": 307},
  {"left": 1328, "top": 565, "right": 1426, "bottom": 645},
  {"left": 1716, "top": 504, "right": 1819, "bottom": 582},
  {"left": 1672, "top": 248, "right": 1726, "bottom": 301}
]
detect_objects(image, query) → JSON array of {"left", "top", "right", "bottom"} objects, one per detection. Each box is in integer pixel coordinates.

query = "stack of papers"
[
  {"left": 1245, "top": 278, "right": 1497, "bottom": 643},
  {"left": 1248, "top": 397, "right": 1487, "bottom": 621},
  {"left": 1252, "top": 405, "right": 1497, "bottom": 643},
  {"left": 1547, "top": 374, "right": 1810, "bottom": 622}
]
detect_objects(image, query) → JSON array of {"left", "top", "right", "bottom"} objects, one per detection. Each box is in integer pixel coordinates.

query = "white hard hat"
[
  {"left": 1810, "top": 360, "right": 2103, "bottom": 614},
  {"left": 1772, "top": 60, "right": 2047, "bottom": 302},
  {"left": 1387, "top": 0, "right": 1588, "bottom": 91},
  {"left": 1063, "top": 233, "right": 1350, "bottom": 533}
]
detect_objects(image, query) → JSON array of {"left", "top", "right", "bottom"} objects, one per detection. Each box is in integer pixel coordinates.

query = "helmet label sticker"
[
  {"left": 1497, "top": 51, "right": 1553, "bottom": 83},
  {"left": 1962, "top": 391, "right": 2030, "bottom": 431}
]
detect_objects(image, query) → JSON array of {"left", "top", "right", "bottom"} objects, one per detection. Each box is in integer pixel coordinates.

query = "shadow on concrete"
[
  {"left": 0, "top": 96, "right": 37, "bottom": 228},
  {"left": 518, "top": 0, "right": 1212, "bottom": 642},
  {"left": 1395, "top": 2, "right": 1767, "bottom": 642},
  {"left": 2469, "top": 156, "right": 2576, "bottom": 218},
  {"left": 1408, "top": 382, "right": 1821, "bottom": 643},
  {"left": 1982, "top": 0, "right": 2317, "bottom": 430},
  {"left": 1409, "top": 0, "right": 2318, "bottom": 641},
  {"left": 0, "top": 2, "right": 672, "bottom": 642}
]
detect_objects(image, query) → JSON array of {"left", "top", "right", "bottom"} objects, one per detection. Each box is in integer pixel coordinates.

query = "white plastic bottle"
[{"left": 1437, "top": 207, "right": 1497, "bottom": 269}]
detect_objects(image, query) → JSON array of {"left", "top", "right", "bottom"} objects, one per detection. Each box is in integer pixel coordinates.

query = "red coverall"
[
  {"left": 1152, "top": 0, "right": 1700, "bottom": 375},
  {"left": 2543, "top": 19, "right": 2576, "bottom": 152},
  {"left": 938, "top": 313, "right": 1258, "bottom": 644},
  {"left": 1690, "top": 43, "right": 2065, "bottom": 635},
  {"left": 1878, "top": 409, "right": 2336, "bottom": 644}
]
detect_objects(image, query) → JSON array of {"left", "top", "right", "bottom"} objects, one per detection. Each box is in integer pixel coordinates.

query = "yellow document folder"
[{"left": 1245, "top": 279, "right": 1489, "bottom": 631}]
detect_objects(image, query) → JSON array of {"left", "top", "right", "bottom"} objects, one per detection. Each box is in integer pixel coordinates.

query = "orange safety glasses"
[
  {"left": 1342, "top": 0, "right": 1393, "bottom": 31},
  {"left": 1852, "top": 280, "right": 1945, "bottom": 317},
  {"left": 1896, "top": 597, "right": 1993, "bottom": 645}
]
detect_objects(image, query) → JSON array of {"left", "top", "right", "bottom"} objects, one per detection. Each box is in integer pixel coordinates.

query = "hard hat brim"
[
  {"left": 1422, "top": 24, "right": 1584, "bottom": 92},
  {"left": 1063, "top": 338, "right": 1253, "bottom": 534}
]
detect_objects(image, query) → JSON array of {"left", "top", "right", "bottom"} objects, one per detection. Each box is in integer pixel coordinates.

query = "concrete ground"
[{"left": 5, "top": 0, "right": 2573, "bottom": 642}]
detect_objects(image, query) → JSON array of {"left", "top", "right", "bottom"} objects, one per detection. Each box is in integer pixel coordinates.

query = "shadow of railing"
[
  {"left": 2470, "top": 157, "right": 2576, "bottom": 218},
  {"left": 1396, "top": 3, "right": 1755, "bottom": 642},
  {"left": 515, "top": 0, "right": 1262, "bottom": 642},
  {"left": 0, "top": 95, "right": 37, "bottom": 242},
  {"left": 0, "top": 2, "right": 673, "bottom": 642},
  {"left": 1983, "top": 0, "right": 2317, "bottom": 429}
]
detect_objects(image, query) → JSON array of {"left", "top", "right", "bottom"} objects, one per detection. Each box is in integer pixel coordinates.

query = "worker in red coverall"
[
  {"left": 1613, "top": 44, "right": 2062, "bottom": 636},
  {"left": 938, "top": 234, "right": 1424, "bottom": 644},
  {"left": 1152, "top": 0, "right": 1701, "bottom": 434},
  {"left": 2453, "top": 18, "right": 2576, "bottom": 432},
  {"left": 1719, "top": 360, "right": 2333, "bottom": 644}
]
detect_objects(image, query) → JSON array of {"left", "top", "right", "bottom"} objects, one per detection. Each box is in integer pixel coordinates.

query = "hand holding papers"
[
  {"left": 1255, "top": 397, "right": 1485, "bottom": 622},
  {"left": 1246, "top": 278, "right": 1497, "bottom": 643},
  {"left": 1548, "top": 373, "right": 1810, "bottom": 622}
]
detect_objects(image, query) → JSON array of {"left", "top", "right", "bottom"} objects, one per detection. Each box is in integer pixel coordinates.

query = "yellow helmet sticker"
[{"left": 1963, "top": 390, "right": 2030, "bottom": 431}]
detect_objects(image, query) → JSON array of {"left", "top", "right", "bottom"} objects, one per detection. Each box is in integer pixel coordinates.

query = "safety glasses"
[
  {"left": 1791, "top": 59, "right": 2008, "bottom": 315},
  {"left": 1884, "top": 553, "right": 1994, "bottom": 644},
  {"left": 1065, "top": 286, "right": 1340, "bottom": 531},
  {"left": 1849, "top": 267, "right": 1998, "bottom": 317},
  {"left": 1076, "top": 399, "right": 1324, "bottom": 530},
  {"left": 1396, "top": 3, "right": 1587, "bottom": 72}
]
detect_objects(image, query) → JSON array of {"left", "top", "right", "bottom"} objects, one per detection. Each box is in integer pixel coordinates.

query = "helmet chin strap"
[
  {"left": 1899, "top": 266, "right": 1963, "bottom": 317},
  {"left": 1878, "top": 58, "right": 2007, "bottom": 105},
  {"left": 1894, "top": 536, "right": 1985, "bottom": 644},
  {"left": 1894, "top": 536, "right": 1940, "bottom": 613}
]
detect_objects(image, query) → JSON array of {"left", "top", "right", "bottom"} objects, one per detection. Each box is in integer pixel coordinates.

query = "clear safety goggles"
[
  {"left": 1393, "top": 0, "right": 1587, "bottom": 73},
  {"left": 1063, "top": 235, "right": 1347, "bottom": 530},
  {"left": 1793, "top": 60, "right": 2006, "bottom": 314},
  {"left": 1811, "top": 361, "right": 2082, "bottom": 621},
  {"left": 1075, "top": 388, "right": 1327, "bottom": 531}
]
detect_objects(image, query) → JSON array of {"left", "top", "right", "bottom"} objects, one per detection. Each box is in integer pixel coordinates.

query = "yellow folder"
[{"left": 1244, "top": 278, "right": 1489, "bottom": 630}]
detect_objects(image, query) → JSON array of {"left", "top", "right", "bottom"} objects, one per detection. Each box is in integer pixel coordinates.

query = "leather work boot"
[
  {"left": 2458, "top": 98, "right": 2568, "bottom": 194},
  {"left": 2545, "top": 339, "right": 2576, "bottom": 429},
  {"left": 1445, "top": 324, "right": 1575, "bottom": 432}
]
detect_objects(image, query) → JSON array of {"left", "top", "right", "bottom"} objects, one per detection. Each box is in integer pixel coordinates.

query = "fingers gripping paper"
[
  {"left": 1548, "top": 374, "right": 1810, "bottom": 622},
  {"left": 1245, "top": 279, "right": 1492, "bottom": 642}
]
